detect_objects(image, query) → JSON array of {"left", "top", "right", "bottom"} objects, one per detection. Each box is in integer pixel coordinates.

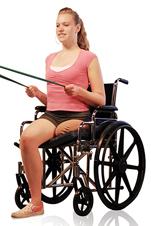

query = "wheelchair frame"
[{"left": 14, "top": 78, "right": 146, "bottom": 216}]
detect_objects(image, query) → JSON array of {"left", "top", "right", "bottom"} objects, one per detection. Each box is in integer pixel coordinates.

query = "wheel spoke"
[
  {"left": 122, "top": 172, "right": 132, "bottom": 195},
  {"left": 53, "top": 187, "right": 56, "bottom": 197},
  {"left": 63, "top": 174, "right": 69, "bottom": 183},
  {"left": 46, "top": 149, "right": 53, "bottom": 159},
  {"left": 79, "top": 196, "right": 83, "bottom": 204},
  {"left": 115, "top": 173, "right": 121, "bottom": 203},
  {"left": 127, "top": 164, "right": 140, "bottom": 170},
  {"left": 21, "top": 198, "right": 26, "bottom": 204},
  {"left": 81, "top": 203, "right": 84, "bottom": 211},
  {"left": 52, "top": 148, "right": 57, "bottom": 155},
  {"left": 26, "top": 196, "right": 30, "bottom": 202},
  {"left": 118, "top": 128, "right": 124, "bottom": 158},
  {"left": 99, "top": 160, "right": 118, "bottom": 167},
  {"left": 124, "top": 141, "right": 135, "bottom": 160},
  {"left": 52, "top": 169, "right": 57, "bottom": 197},
  {"left": 103, "top": 170, "right": 118, "bottom": 190},
  {"left": 46, "top": 165, "right": 53, "bottom": 179},
  {"left": 52, "top": 168, "right": 57, "bottom": 178}
]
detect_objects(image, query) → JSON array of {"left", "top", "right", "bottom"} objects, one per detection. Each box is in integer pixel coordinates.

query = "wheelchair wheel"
[
  {"left": 73, "top": 187, "right": 93, "bottom": 216},
  {"left": 94, "top": 121, "right": 145, "bottom": 210},
  {"left": 42, "top": 147, "right": 73, "bottom": 204},
  {"left": 15, "top": 185, "right": 31, "bottom": 209}
]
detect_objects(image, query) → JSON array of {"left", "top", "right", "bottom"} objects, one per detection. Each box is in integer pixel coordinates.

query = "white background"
[{"left": 0, "top": 0, "right": 150, "bottom": 225}]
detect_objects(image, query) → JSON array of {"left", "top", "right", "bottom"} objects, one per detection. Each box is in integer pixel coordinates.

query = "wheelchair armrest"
[
  {"left": 91, "top": 105, "right": 118, "bottom": 134},
  {"left": 35, "top": 106, "right": 46, "bottom": 112},
  {"left": 35, "top": 106, "right": 46, "bottom": 120},
  {"left": 96, "top": 105, "right": 118, "bottom": 112}
]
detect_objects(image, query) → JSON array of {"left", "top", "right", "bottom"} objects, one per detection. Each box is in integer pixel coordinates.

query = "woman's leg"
[{"left": 20, "top": 119, "right": 56, "bottom": 206}]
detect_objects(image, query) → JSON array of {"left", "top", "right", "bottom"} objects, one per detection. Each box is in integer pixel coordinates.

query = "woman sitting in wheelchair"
[{"left": 11, "top": 7, "right": 105, "bottom": 218}]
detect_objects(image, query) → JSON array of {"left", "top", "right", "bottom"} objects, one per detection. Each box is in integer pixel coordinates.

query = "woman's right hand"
[{"left": 25, "top": 85, "right": 39, "bottom": 98}]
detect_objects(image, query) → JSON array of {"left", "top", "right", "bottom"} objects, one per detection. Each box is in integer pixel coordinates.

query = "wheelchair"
[{"left": 14, "top": 78, "right": 146, "bottom": 216}]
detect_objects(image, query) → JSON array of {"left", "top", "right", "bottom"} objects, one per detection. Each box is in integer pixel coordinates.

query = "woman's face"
[{"left": 56, "top": 14, "right": 80, "bottom": 45}]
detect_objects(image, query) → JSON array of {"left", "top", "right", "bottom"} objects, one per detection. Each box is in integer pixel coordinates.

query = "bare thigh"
[
  {"left": 20, "top": 118, "right": 56, "bottom": 148},
  {"left": 55, "top": 119, "right": 87, "bottom": 136}
]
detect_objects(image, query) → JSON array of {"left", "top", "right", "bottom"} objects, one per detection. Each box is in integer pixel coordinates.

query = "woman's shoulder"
[
  {"left": 80, "top": 49, "right": 97, "bottom": 69},
  {"left": 80, "top": 49, "right": 97, "bottom": 59},
  {"left": 46, "top": 52, "right": 58, "bottom": 62}
]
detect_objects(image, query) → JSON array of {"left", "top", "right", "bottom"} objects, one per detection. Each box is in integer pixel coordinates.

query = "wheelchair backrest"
[
  {"left": 105, "top": 83, "right": 117, "bottom": 106},
  {"left": 88, "top": 82, "right": 118, "bottom": 115}
]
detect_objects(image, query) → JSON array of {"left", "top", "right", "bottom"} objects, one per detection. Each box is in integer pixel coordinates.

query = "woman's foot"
[{"left": 11, "top": 202, "right": 44, "bottom": 218}]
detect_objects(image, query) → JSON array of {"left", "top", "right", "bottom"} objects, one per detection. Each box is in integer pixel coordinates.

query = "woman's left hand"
[{"left": 64, "top": 84, "right": 79, "bottom": 97}]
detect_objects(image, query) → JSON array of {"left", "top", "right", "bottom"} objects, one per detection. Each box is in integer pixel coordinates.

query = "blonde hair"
[{"left": 58, "top": 7, "right": 90, "bottom": 51}]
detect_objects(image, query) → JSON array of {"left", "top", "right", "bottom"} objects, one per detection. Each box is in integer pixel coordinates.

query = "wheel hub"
[
  {"left": 52, "top": 155, "right": 61, "bottom": 169},
  {"left": 119, "top": 158, "right": 127, "bottom": 173},
  {"left": 46, "top": 153, "right": 61, "bottom": 170}
]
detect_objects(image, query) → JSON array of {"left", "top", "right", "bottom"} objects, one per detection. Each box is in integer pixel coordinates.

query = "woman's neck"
[{"left": 61, "top": 43, "right": 80, "bottom": 53}]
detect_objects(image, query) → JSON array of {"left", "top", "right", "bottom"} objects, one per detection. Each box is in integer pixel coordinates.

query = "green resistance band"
[
  {"left": 0, "top": 74, "right": 28, "bottom": 88},
  {"left": 0, "top": 65, "right": 65, "bottom": 87}
]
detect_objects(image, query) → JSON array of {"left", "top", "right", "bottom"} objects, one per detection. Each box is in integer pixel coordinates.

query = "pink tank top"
[{"left": 45, "top": 49, "right": 97, "bottom": 111}]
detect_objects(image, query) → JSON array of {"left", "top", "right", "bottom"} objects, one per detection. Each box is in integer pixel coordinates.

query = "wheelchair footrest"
[{"left": 46, "top": 183, "right": 74, "bottom": 188}]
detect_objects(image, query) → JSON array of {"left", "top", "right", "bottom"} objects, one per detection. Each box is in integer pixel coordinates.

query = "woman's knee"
[
  {"left": 20, "top": 131, "right": 36, "bottom": 151},
  {"left": 20, "top": 119, "right": 56, "bottom": 151}
]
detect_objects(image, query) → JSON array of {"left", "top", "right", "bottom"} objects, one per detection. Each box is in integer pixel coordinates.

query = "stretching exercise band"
[
  {"left": 0, "top": 65, "right": 65, "bottom": 87},
  {"left": 0, "top": 74, "right": 29, "bottom": 88}
]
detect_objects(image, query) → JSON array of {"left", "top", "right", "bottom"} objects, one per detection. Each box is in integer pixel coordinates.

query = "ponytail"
[
  {"left": 58, "top": 7, "right": 90, "bottom": 51},
  {"left": 77, "top": 18, "right": 90, "bottom": 51}
]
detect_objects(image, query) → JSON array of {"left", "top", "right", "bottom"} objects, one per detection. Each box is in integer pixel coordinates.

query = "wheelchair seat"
[{"left": 39, "top": 131, "right": 90, "bottom": 149}]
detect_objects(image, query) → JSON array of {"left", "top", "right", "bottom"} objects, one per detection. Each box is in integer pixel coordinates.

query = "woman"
[{"left": 11, "top": 7, "right": 105, "bottom": 218}]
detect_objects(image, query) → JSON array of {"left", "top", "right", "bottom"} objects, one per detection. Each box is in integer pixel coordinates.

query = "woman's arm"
[
  {"left": 64, "top": 57, "right": 106, "bottom": 107},
  {"left": 26, "top": 86, "right": 47, "bottom": 106}
]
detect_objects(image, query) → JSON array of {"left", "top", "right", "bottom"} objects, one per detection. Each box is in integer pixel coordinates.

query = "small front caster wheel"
[
  {"left": 15, "top": 185, "right": 31, "bottom": 209},
  {"left": 73, "top": 187, "right": 93, "bottom": 216}
]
